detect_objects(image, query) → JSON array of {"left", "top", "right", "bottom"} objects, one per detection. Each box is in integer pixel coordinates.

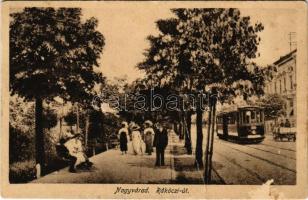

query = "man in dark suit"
[{"left": 153, "top": 122, "right": 168, "bottom": 166}]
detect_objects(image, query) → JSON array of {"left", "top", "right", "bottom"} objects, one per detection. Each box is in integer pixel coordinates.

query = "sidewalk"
[
  {"left": 33, "top": 132, "right": 223, "bottom": 184},
  {"left": 170, "top": 133, "right": 225, "bottom": 184}
]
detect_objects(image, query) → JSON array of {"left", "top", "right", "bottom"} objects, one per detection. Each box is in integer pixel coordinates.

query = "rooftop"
[{"left": 273, "top": 49, "right": 297, "bottom": 66}]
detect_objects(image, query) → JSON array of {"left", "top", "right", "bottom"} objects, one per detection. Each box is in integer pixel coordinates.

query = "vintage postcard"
[{"left": 1, "top": 0, "right": 308, "bottom": 199}]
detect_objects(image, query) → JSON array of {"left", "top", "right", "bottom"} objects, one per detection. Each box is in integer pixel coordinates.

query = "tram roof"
[{"left": 218, "top": 105, "right": 263, "bottom": 115}]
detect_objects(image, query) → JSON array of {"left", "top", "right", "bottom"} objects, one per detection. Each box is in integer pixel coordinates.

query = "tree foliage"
[
  {"left": 257, "top": 94, "right": 286, "bottom": 120},
  {"left": 139, "top": 8, "right": 265, "bottom": 100},
  {"left": 10, "top": 7, "right": 105, "bottom": 103}
]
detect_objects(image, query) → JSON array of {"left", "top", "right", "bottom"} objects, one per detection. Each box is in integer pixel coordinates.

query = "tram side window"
[
  {"left": 243, "top": 110, "right": 251, "bottom": 124},
  {"left": 217, "top": 116, "right": 224, "bottom": 124},
  {"left": 228, "top": 113, "right": 236, "bottom": 124}
]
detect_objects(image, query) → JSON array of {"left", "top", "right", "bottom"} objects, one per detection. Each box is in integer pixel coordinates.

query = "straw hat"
[
  {"left": 131, "top": 124, "right": 140, "bottom": 131},
  {"left": 121, "top": 121, "right": 128, "bottom": 127},
  {"left": 129, "top": 121, "right": 136, "bottom": 128},
  {"left": 144, "top": 120, "right": 153, "bottom": 127}
]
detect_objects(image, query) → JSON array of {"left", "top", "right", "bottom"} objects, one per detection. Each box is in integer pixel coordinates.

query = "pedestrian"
[
  {"left": 143, "top": 120, "right": 155, "bottom": 155},
  {"left": 128, "top": 121, "right": 136, "bottom": 141},
  {"left": 280, "top": 119, "right": 285, "bottom": 127},
  {"left": 118, "top": 121, "right": 129, "bottom": 155},
  {"left": 285, "top": 119, "right": 291, "bottom": 127},
  {"left": 64, "top": 132, "right": 93, "bottom": 172},
  {"left": 131, "top": 124, "right": 142, "bottom": 155},
  {"left": 153, "top": 122, "right": 168, "bottom": 166}
]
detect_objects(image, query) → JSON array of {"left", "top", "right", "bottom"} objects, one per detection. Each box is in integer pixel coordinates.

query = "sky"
[{"left": 82, "top": 6, "right": 298, "bottom": 83}]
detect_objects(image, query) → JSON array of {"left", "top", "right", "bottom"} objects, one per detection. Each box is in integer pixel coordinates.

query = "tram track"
[
  {"left": 242, "top": 145, "right": 295, "bottom": 160},
  {"left": 214, "top": 138, "right": 296, "bottom": 160},
  {"left": 218, "top": 139, "right": 296, "bottom": 160},
  {"left": 259, "top": 142, "right": 295, "bottom": 152},
  {"left": 247, "top": 146, "right": 296, "bottom": 160},
  {"left": 214, "top": 137, "right": 295, "bottom": 153},
  {"left": 218, "top": 142, "right": 296, "bottom": 173},
  {"left": 215, "top": 151, "right": 266, "bottom": 183}
]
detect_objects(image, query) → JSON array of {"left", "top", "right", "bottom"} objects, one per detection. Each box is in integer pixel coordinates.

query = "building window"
[
  {"left": 265, "top": 85, "right": 268, "bottom": 93},
  {"left": 290, "top": 99, "right": 294, "bottom": 108},
  {"left": 284, "top": 77, "right": 286, "bottom": 91},
  {"left": 290, "top": 75, "right": 293, "bottom": 90},
  {"left": 271, "top": 83, "right": 273, "bottom": 93},
  {"left": 279, "top": 80, "right": 282, "bottom": 94},
  {"left": 290, "top": 109, "right": 294, "bottom": 116},
  {"left": 275, "top": 82, "right": 277, "bottom": 93}
]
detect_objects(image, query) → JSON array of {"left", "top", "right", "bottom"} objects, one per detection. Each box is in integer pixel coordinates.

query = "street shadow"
[
  {"left": 174, "top": 157, "right": 198, "bottom": 172},
  {"left": 169, "top": 144, "right": 189, "bottom": 156},
  {"left": 171, "top": 172, "right": 204, "bottom": 184},
  {"left": 126, "top": 156, "right": 162, "bottom": 169}
]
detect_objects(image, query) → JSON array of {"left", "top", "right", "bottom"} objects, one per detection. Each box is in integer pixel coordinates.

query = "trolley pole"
[
  {"left": 208, "top": 89, "right": 218, "bottom": 183},
  {"left": 204, "top": 88, "right": 218, "bottom": 184}
]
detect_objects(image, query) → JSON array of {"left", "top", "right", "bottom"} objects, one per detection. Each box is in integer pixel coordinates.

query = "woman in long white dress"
[{"left": 131, "top": 124, "right": 142, "bottom": 155}]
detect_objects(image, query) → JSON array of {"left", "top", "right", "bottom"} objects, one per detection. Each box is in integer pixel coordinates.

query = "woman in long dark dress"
[{"left": 118, "top": 122, "right": 129, "bottom": 154}]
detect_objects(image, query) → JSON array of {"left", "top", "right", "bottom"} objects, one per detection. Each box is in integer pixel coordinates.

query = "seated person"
[{"left": 64, "top": 133, "right": 93, "bottom": 172}]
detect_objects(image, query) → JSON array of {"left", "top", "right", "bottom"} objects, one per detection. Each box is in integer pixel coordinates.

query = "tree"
[
  {"left": 139, "top": 8, "right": 265, "bottom": 173},
  {"left": 257, "top": 94, "right": 286, "bottom": 120},
  {"left": 10, "top": 8, "right": 105, "bottom": 175}
]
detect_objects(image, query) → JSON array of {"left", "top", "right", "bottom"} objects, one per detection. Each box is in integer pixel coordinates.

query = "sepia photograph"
[{"left": 1, "top": 1, "right": 307, "bottom": 199}]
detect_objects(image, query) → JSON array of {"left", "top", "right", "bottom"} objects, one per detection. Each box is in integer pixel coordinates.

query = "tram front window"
[
  {"left": 256, "top": 111, "right": 261, "bottom": 123},
  {"left": 251, "top": 111, "right": 256, "bottom": 122},
  {"left": 242, "top": 110, "right": 263, "bottom": 124}
]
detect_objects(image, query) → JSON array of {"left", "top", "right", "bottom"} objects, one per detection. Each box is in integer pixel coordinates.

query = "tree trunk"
[
  {"left": 184, "top": 112, "right": 192, "bottom": 155},
  {"left": 195, "top": 105, "right": 203, "bottom": 168},
  {"left": 35, "top": 97, "right": 45, "bottom": 176},
  {"left": 173, "top": 122, "right": 178, "bottom": 135},
  {"left": 85, "top": 111, "right": 90, "bottom": 148},
  {"left": 179, "top": 112, "right": 184, "bottom": 140},
  {"left": 76, "top": 103, "right": 79, "bottom": 134},
  {"left": 59, "top": 117, "right": 62, "bottom": 140}
]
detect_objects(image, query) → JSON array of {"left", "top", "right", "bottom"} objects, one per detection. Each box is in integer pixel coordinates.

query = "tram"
[{"left": 216, "top": 106, "right": 265, "bottom": 143}]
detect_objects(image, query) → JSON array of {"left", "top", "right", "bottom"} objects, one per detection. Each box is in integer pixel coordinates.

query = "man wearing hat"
[
  {"left": 143, "top": 120, "right": 155, "bottom": 155},
  {"left": 153, "top": 122, "right": 168, "bottom": 166}
]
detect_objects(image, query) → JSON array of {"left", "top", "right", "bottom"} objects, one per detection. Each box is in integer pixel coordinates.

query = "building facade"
[{"left": 264, "top": 49, "right": 296, "bottom": 127}]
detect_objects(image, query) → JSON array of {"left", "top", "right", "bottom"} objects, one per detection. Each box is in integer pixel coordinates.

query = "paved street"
[
  {"left": 32, "top": 125, "right": 295, "bottom": 185},
  {"left": 33, "top": 131, "right": 222, "bottom": 184},
  {"left": 190, "top": 124, "right": 296, "bottom": 185}
]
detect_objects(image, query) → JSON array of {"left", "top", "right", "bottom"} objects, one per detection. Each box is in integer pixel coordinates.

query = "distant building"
[{"left": 264, "top": 49, "right": 296, "bottom": 127}]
